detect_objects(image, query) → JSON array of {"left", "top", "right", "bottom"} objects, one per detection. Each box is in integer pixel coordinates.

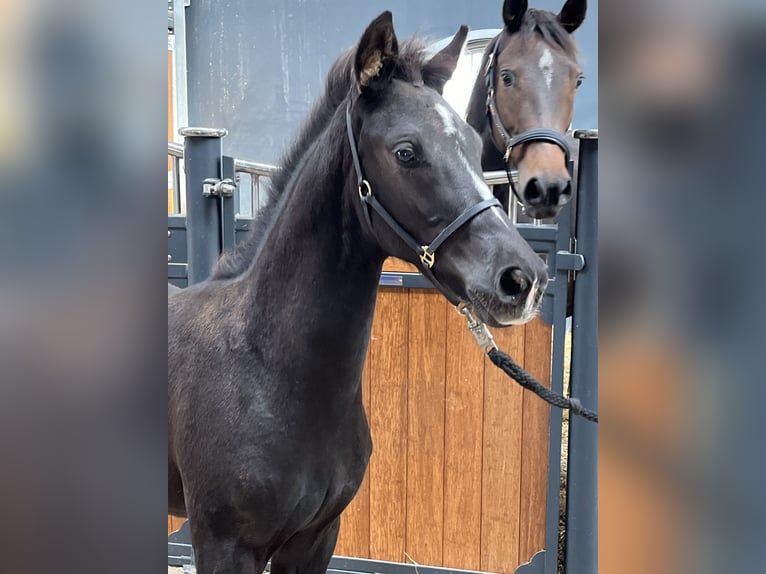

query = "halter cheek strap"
[
  {"left": 484, "top": 37, "right": 571, "bottom": 205},
  {"left": 345, "top": 102, "right": 501, "bottom": 306}
]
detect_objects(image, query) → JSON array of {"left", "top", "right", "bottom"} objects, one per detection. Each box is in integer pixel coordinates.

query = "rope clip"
[{"left": 458, "top": 304, "right": 497, "bottom": 353}]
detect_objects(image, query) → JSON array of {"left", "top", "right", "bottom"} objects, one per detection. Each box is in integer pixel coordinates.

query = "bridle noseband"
[
  {"left": 345, "top": 102, "right": 501, "bottom": 307},
  {"left": 485, "top": 36, "right": 571, "bottom": 206}
]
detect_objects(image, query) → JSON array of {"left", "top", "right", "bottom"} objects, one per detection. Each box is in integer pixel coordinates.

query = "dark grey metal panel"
[
  {"left": 564, "top": 135, "right": 598, "bottom": 574},
  {"left": 167, "top": 521, "right": 192, "bottom": 567},
  {"left": 184, "top": 0, "right": 598, "bottom": 164},
  {"left": 514, "top": 551, "right": 545, "bottom": 574}
]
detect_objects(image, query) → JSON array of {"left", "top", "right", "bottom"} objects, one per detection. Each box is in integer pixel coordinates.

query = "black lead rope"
[
  {"left": 460, "top": 306, "right": 598, "bottom": 423},
  {"left": 488, "top": 348, "right": 598, "bottom": 423}
]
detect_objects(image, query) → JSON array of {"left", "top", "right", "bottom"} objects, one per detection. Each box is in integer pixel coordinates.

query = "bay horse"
[
  {"left": 466, "top": 0, "right": 587, "bottom": 220},
  {"left": 169, "top": 12, "right": 547, "bottom": 573}
]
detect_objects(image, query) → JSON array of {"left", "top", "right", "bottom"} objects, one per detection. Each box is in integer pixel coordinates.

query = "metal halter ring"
[{"left": 358, "top": 179, "right": 372, "bottom": 199}]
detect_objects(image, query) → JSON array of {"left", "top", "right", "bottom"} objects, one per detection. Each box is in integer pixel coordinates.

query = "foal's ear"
[
  {"left": 423, "top": 25, "right": 468, "bottom": 94},
  {"left": 354, "top": 11, "right": 399, "bottom": 94},
  {"left": 558, "top": 0, "right": 587, "bottom": 33},
  {"left": 503, "top": 0, "right": 528, "bottom": 33}
]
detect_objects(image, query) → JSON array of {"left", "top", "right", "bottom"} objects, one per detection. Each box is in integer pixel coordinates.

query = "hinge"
[{"left": 202, "top": 178, "right": 236, "bottom": 198}]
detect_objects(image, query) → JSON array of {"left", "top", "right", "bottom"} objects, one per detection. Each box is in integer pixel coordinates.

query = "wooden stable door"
[{"left": 333, "top": 286, "right": 551, "bottom": 573}]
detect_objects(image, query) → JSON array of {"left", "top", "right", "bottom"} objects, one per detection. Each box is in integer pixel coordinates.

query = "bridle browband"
[
  {"left": 345, "top": 101, "right": 501, "bottom": 307},
  {"left": 484, "top": 35, "right": 571, "bottom": 206}
]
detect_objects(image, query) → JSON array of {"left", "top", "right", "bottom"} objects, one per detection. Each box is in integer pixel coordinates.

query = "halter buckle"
[
  {"left": 358, "top": 179, "right": 372, "bottom": 199},
  {"left": 504, "top": 147, "right": 511, "bottom": 162},
  {"left": 419, "top": 246, "right": 435, "bottom": 268}
]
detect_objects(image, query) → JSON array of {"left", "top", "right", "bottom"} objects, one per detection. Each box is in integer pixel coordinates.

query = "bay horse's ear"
[
  {"left": 558, "top": 0, "right": 587, "bottom": 33},
  {"left": 423, "top": 25, "right": 468, "bottom": 95},
  {"left": 354, "top": 11, "right": 399, "bottom": 94},
  {"left": 503, "top": 0, "right": 528, "bottom": 33}
]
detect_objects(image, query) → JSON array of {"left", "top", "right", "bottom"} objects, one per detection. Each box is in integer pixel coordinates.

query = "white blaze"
[
  {"left": 436, "top": 102, "right": 494, "bottom": 202},
  {"left": 434, "top": 102, "right": 458, "bottom": 136},
  {"left": 539, "top": 47, "right": 553, "bottom": 89},
  {"left": 457, "top": 148, "right": 493, "bottom": 201}
]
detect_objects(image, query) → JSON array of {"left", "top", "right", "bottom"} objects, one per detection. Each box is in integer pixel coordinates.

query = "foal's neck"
[{"left": 240, "top": 138, "right": 384, "bottom": 386}]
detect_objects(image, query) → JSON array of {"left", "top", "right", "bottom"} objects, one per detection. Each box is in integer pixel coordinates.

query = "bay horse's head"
[
  {"left": 487, "top": 0, "right": 586, "bottom": 219},
  {"left": 347, "top": 12, "right": 548, "bottom": 326}
]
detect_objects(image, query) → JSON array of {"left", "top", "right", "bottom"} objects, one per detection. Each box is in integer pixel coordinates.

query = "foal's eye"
[
  {"left": 394, "top": 147, "right": 415, "bottom": 164},
  {"left": 576, "top": 75, "right": 585, "bottom": 88},
  {"left": 500, "top": 70, "right": 515, "bottom": 87}
]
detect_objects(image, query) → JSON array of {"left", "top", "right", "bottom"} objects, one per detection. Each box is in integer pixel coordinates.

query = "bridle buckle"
[{"left": 419, "top": 246, "right": 435, "bottom": 268}]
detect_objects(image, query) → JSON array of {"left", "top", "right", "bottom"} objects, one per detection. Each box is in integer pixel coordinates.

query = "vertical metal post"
[
  {"left": 220, "top": 155, "right": 237, "bottom": 253},
  {"left": 179, "top": 127, "right": 228, "bottom": 284},
  {"left": 565, "top": 130, "right": 598, "bottom": 574}
]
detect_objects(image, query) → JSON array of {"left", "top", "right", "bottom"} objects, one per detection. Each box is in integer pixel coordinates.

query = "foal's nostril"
[
  {"left": 523, "top": 178, "right": 544, "bottom": 205},
  {"left": 498, "top": 267, "right": 532, "bottom": 302}
]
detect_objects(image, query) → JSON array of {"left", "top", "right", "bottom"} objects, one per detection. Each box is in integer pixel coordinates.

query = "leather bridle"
[
  {"left": 484, "top": 36, "right": 571, "bottom": 206},
  {"left": 345, "top": 101, "right": 501, "bottom": 306}
]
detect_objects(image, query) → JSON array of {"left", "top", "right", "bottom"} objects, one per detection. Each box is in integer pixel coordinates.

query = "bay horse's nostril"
[
  {"left": 523, "top": 178, "right": 545, "bottom": 205},
  {"left": 524, "top": 177, "right": 573, "bottom": 207},
  {"left": 498, "top": 267, "right": 532, "bottom": 303}
]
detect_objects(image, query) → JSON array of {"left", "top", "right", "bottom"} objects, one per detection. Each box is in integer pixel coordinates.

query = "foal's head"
[
  {"left": 489, "top": 0, "right": 586, "bottom": 219},
  {"left": 347, "top": 12, "right": 547, "bottom": 326}
]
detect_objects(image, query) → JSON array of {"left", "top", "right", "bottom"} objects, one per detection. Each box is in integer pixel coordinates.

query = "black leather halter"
[
  {"left": 345, "top": 102, "right": 501, "bottom": 306},
  {"left": 484, "top": 36, "right": 571, "bottom": 206}
]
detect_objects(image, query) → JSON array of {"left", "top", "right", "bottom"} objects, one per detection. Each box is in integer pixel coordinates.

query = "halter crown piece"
[
  {"left": 484, "top": 37, "right": 571, "bottom": 204},
  {"left": 345, "top": 101, "right": 501, "bottom": 307}
]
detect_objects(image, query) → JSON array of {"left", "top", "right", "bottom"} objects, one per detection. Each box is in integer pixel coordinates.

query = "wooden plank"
[
  {"left": 382, "top": 257, "right": 418, "bottom": 273},
  {"left": 368, "top": 289, "right": 409, "bottom": 561},
  {"left": 404, "top": 291, "right": 447, "bottom": 565},
  {"left": 518, "top": 319, "right": 552, "bottom": 563},
  {"left": 167, "top": 515, "right": 185, "bottom": 535},
  {"left": 443, "top": 304, "right": 485, "bottom": 569},
  {"left": 480, "top": 324, "right": 526, "bottom": 573},
  {"left": 336, "top": 352, "right": 372, "bottom": 558}
]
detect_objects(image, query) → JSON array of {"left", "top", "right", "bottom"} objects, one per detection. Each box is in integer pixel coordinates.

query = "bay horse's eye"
[
  {"left": 394, "top": 147, "right": 416, "bottom": 164},
  {"left": 500, "top": 70, "right": 515, "bottom": 87},
  {"left": 576, "top": 75, "right": 585, "bottom": 89}
]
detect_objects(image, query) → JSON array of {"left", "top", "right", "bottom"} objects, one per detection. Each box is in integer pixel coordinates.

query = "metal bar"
[
  {"left": 564, "top": 132, "right": 598, "bottom": 574},
  {"left": 168, "top": 141, "right": 184, "bottom": 157},
  {"left": 220, "top": 156, "right": 237, "bottom": 253},
  {"left": 233, "top": 157, "right": 280, "bottom": 177},
  {"left": 172, "top": 156, "right": 182, "bottom": 214},
  {"left": 483, "top": 169, "right": 519, "bottom": 187},
  {"left": 179, "top": 126, "right": 227, "bottom": 284},
  {"left": 250, "top": 174, "right": 261, "bottom": 217},
  {"left": 541, "top": 197, "right": 574, "bottom": 574}
]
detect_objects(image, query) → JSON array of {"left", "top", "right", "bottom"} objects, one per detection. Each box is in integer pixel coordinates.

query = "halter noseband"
[
  {"left": 345, "top": 101, "right": 501, "bottom": 307},
  {"left": 485, "top": 36, "right": 571, "bottom": 206}
]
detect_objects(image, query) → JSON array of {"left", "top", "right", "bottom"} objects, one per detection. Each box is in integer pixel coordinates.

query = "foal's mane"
[{"left": 212, "top": 39, "right": 445, "bottom": 280}]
